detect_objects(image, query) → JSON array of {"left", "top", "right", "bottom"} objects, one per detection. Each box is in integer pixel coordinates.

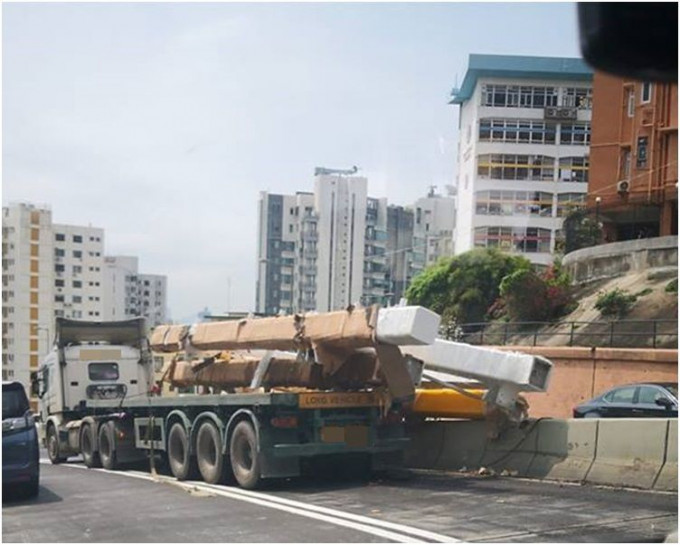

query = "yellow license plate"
[
  {"left": 298, "top": 392, "right": 379, "bottom": 409},
  {"left": 321, "top": 425, "right": 370, "bottom": 447}
]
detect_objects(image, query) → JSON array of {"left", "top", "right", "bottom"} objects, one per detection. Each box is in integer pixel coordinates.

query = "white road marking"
[
  {"left": 42, "top": 461, "right": 462, "bottom": 542},
  {"left": 193, "top": 480, "right": 460, "bottom": 543}
]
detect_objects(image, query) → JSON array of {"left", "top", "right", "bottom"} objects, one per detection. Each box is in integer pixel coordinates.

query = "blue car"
[{"left": 3, "top": 381, "right": 39, "bottom": 498}]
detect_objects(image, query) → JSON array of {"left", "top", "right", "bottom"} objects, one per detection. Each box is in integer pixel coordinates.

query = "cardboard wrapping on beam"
[
  {"left": 164, "top": 350, "right": 385, "bottom": 390},
  {"left": 182, "top": 306, "right": 378, "bottom": 352},
  {"left": 149, "top": 324, "right": 190, "bottom": 353}
]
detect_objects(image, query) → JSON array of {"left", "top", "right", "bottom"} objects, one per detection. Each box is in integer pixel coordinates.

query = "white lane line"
[
  {"left": 193, "top": 480, "right": 461, "bottom": 543},
  {"left": 42, "top": 462, "right": 427, "bottom": 543}
]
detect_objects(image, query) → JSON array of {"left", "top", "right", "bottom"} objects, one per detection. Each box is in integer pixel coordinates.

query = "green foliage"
[
  {"left": 665, "top": 279, "right": 678, "bottom": 293},
  {"left": 405, "top": 249, "right": 530, "bottom": 333},
  {"left": 634, "top": 288, "right": 653, "bottom": 297},
  {"left": 499, "top": 260, "right": 576, "bottom": 322},
  {"left": 562, "top": 207, "right": 602, "bottom": 254},
  {"left": 594, "top": 288, "right": 637, "bottom": 317}
]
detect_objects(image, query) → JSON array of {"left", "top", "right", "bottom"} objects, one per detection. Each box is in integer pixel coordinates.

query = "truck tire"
[
  {"left": 81, "top": 424, "right": 101, "bottom": 468},
  {"left": 196, "top": 421, "right": 226, "bottom": 484},
  {"left": 167, "top": 423, "right": 197, "bottom": 480},
  {"left": 47, "top": 425, "right": 66, "bottom": 464},
  {"left": 230, "top": 420, "right": 261, "bottom": 489},
  {"left": 98, "top": 422, "right": 119, "bottom": 470}
]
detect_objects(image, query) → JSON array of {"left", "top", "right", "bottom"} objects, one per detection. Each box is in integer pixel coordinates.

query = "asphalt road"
[{"left": 3, "top": 458, "right": 677, "bottom": 543}]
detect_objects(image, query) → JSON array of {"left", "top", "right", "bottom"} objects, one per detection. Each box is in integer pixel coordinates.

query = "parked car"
[
  {"left": 2, "top": 381, "right": 40, "bottom": 498},
  {"left": 573, "top": 383, "right": 678, "bottom": 419}
]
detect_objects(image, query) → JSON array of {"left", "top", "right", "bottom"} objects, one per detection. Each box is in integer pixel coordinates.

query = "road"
[{"left": 3, "top": 458, "right": 677, "bottom": 543}]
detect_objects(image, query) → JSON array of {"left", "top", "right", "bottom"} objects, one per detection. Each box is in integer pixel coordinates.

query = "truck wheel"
[
  {"left": 196, "top": 421, "right": 226, "bottom": 484},
  {"left": 167, "top": 423, "right": 197, "bottom": 480},
  {"left": 98, "top": 422, "right": 119, "bottom": 470},
  {"left": 81, "top": 424, "right": 101, "bottom": 468},
  {"left": 47, "top": 425, "right": 66, "bottom": 464},
  {"left": 230, "top": 420, "right": 261, "bottom": 489}
]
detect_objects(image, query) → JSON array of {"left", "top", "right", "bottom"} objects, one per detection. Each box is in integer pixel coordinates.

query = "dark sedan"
[
  {"left": 2, "top": 381, "right": 40, "bottom": 498},
  {"left": 573, "top": 382, "right": 678, "bottom": 419}
]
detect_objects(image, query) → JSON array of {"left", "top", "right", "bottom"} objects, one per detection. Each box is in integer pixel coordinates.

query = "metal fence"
[{"left": 457, "top": 320, "right": 679, "bottom": 348}]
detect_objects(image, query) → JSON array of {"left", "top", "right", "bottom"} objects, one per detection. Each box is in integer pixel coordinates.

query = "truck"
[
  {"left": 36, "top": 306, "right": 553, "bottom": 489},
  {"left": 35, "top": 306, "right": 439, "bottom": 489}
]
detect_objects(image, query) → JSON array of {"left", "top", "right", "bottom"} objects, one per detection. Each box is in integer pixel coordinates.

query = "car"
[
  {"left": 2, "top": 381, "right": 40, "bottom": 498},
  {"left": 573, "top": 382, "right": 678, "bottom": 419}
]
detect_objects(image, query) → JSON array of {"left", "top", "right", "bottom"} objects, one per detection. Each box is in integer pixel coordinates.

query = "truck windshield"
[
  {"left": 88, "top": 362, "right": 120, "bottom": 381},
  {"left": 2, "top": 383, "right": 30, "bottom": 420}
]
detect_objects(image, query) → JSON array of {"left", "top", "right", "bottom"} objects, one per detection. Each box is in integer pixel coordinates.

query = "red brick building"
[{"left": 589, "top": 71, "right": 677, "bottom": 240}]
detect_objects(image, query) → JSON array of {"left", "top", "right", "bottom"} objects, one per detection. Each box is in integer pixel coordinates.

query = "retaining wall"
[
  {"left": 495, "top": 346, "right": 678, "bottom": 419},
  {"left": 406, "top": 418, "right": 678, "bottom": 492},
  {"left": 562, "top": 235, "right": 678, "bottom": 284}
]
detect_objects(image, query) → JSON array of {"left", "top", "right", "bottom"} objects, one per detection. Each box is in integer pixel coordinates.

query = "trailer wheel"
[
  {"left": 167, "top": 423, "right": 197, "bottom": 480},
  {"left": 230, "top": 420, "right": 261, "bottom": 489},
  {"left": 98, "top": 422, "right": 119, "bottom": 470},
  {"left": 80, "top": 424, "right": 101, "bottom": 468},
  {"left": 196, "top": 421, "right": 226, "bottom": 484},
  {"left": 46, "top": 425, "right": 66, "bottom": 464}
]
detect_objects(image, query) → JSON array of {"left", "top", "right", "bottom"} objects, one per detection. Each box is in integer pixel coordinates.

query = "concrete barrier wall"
[
  {"left": 495, "top": 346, "right": 678, "bottom": 419},
  {"left": 562, "top": 235, "right": 678, "bottom": 284},
  {"left": 406, "top": 418, "right": 678, "bottom": 491}
]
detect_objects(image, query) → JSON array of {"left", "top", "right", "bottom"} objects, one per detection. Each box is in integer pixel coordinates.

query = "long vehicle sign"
[{"left": 298, "top": 392, "right": 379, "bottom": 409}]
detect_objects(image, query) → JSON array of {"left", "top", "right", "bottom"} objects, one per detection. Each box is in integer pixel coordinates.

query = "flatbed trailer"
[{"left": 37, "top": 310, "right": 432, "bottom": 489}]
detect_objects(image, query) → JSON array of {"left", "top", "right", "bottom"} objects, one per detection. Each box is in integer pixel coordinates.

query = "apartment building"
[
  {"left": 2, "top": 204, "right": 54, "bottom": 396},
  {"left": 102, "top": 256, "right": 168, "bottom": 327},
  {"left": 412, "top": 189, "right": 456, "bottom": 273},
  {"left": 386, "top": 205, "right": 414, "bottom": 304},
  {"left": 2, "top": 202, "right": 169, "bottom": 396},
  {"left": 53, "top": 224, "right": 105, "bottom": 321},
  {"left": 589, "top": 71, "right": 678, "bottom": 240},
  {"left": 451, "top": 54, "right": 593, "bottom": 265}
]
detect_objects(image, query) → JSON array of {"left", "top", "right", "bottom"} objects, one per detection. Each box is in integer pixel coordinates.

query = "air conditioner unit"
[{"left": 617, "top": 180, "right": 630, "bottom": 193}]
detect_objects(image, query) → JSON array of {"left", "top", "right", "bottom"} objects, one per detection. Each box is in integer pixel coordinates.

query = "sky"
[{"left": 2, "top": 2, "right": 582, "bottom": 321}]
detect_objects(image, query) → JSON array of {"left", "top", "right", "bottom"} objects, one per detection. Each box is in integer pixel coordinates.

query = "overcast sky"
[{"left": 3, "top": 2, "right": 581, "bottom": 321}]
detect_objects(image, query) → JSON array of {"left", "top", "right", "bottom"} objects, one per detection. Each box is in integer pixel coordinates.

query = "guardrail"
[{"left": 457, "top": 320, "right": 678, "bottom": 348}]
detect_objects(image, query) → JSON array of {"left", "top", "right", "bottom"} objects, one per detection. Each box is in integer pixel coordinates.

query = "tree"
[{"left": 406, "top": 249, "right": 531, "bottom": 329}]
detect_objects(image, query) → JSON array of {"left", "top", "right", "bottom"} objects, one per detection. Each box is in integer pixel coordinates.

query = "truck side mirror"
[{"left": 30, "top": 372, "right": 40, "bottom": 397}]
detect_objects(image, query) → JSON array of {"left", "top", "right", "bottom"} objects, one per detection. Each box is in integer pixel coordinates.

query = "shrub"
[
  {"left": 665, "top": 279, "right": 678, "bottom": 293},
  {"left": 594, "top": 288, "right": 637, "bottom": 317},
  {"left": 499, "top": 260, "right": 575, "bottom": 322}
]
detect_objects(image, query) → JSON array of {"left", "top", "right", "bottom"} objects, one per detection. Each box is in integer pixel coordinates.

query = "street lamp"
[{"left": 595, "top": 196, "right": 602, "bottom": 243}]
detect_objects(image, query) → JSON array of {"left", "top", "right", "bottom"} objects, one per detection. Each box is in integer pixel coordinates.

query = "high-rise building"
[
  {"left": 451, "top": 54, "right": 593, "bottom": 265},
  {"left": 411, "top": 188, "right": 456, "bottom": 274},
  {"left": 53, "top": 224, "right": 105, "bottom": 321},
  {"left": 2, "top": 202, "right": 169, "bottom": 399},
  {"left": 2, "top": 204, "right": 54, "bottom": 399},
  {"left": 589, "top": 72, "right": 678, "bottom": 240},
  {"left": 386, "top": 205, "right": 414, "bottom": 304},
  {"left": 102, "top": 256, "right": 168, "bottom": 327}
]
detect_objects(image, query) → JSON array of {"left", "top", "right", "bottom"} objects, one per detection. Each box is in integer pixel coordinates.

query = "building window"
[
  {"left": 73, "top": 250, "right": 82, "bottom": 259},
  {"left": 627, "top": 89, "right": 635, "bottom": 117},
  {"left": 55, "top": 295, "right": 64, "bottom": 303},
  {"left": 636, "top": 136, "right": 649, "bottom": 168},
  {"left": 73, "top": 265, "right": 82, "bottom": 275},
  {"left": 556, "top": 193, "right": 587, "bottom": 217},
  {"left": 73, "top": 235, "right": 83, "bottom": 243},
  {"left": 474, "top": 226, "right": 551, "bottom": 253},
  {"left": 558, "top": 157, "right": 589, "bottom": 183},
  {"left": 55, "top": 248, "right": 65, "bottom": 257},
  {"left": 479, "top": 119, "right": 556, "bottom": 144},
  {"left": 641, "top": 82, "right": 653, "bottom": 103},
  {"left": 621, "top": 148, "right": 632, "bottom": 179},
  {"left": 55, "top": 279, "right": 64, "bottom": 287},
  {"left": 559, "top": 123, "right": 591, "bottom": 145},
  {"left": 55, "top": 233, "right": 65, "bottom": 242},
  {"left": 481, "top": 84, "right": 558, "bottom": 109},
  {"left": 72, "top": 295, "right": 82, "bottom": 304},
  {"left": 55, "top": 264, "right": 65, "bottom": 273},
  {"left": 562, "top": 87, "right": 592, "bottom": 109},
  {"left": 72, "top": 280, "right": 82, "bottom": 289},
  {"left": 477, "top": 154, "right": 555, "bottom": 181},
  {"left": 475, "top": 190, "right": 554, "bottom": 217}
]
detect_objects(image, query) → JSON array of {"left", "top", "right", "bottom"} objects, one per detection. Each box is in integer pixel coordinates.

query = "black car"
[
  {"left": 573, "top": 382, "right": 678, "bottom": 419},
  {"left": 2, "top": 381, "right": 40, "bottom": 498}
]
